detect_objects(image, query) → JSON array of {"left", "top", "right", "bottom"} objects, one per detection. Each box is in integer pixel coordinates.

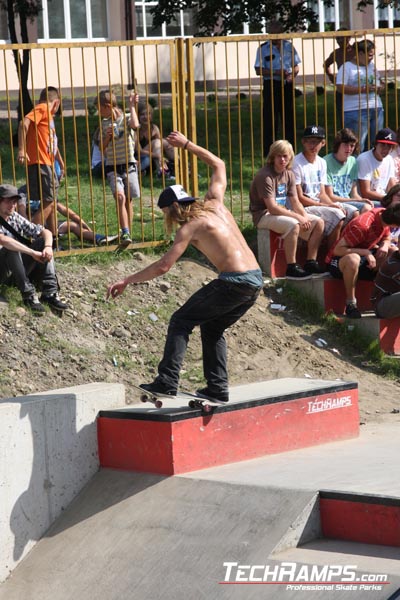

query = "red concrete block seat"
[
  {"left": 288, "top": 278, "right": 400, "bottom": 355},
  {"left": 257, "top": 229, "right": 327, "bottom": 278}
]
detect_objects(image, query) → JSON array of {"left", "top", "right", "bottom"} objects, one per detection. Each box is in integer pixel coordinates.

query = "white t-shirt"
[
  {"left": 293, "top": 153, "right": 328, "bottom": 201},
  {"left": 336, "top": 61, "right": 383, "bottom": 112},
  {"left": 357, "top": 149, "right": 395, "bottom": 195}
]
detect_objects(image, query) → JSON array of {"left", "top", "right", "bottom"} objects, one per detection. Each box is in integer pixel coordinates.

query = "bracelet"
[
  {"left": 44, "top": 245, "right": 53, "bottom": 248},
  {"left": 184, "top": 140, "right": 190, "bottom": 150}
]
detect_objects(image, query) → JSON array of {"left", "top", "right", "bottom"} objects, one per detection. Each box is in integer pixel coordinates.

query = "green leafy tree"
[
  {"left": 151, "top": 0, "right": 400, "bottom": 36},
  {"left": 2, "top": 0, "right": 43, "bottom": 122}
]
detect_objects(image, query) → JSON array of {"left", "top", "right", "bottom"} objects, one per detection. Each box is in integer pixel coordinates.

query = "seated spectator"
[
  {"left": 17, "top": 187, "right": 117, "bottom": 247},
  {"left": 357, "top": 128, "right": 397, "bottom": 203},
  {"left": 0, "top": 184, "right": 68, "bottom": 314},
  {"left": 293, "top": 125, "right": 346, "bottom": 249},
  {"left": 91, "top": 127, "right": 104, "bottom": 178},
  {"left": 390, "top": 126, "right": 400, "bottom": 182},
  {"left": 324, "top": 128, "right": 372, "bottom": 213},
  {"left": 136, "top": 102, "right": 175, "bottom": 178},
  {"left": 381, "top": 183, "right": 400, "bottom": 209},
  {"left": 56, "top": 203, "right": 118, "bottom": 246},
  {"left": 325, "top": 203, "right": 400, "bottom": 318},
  {"left": 249, "top": 140, "right": 325, "bottom": 279},
  {"left": 381, "top": 184, "right": 400, "bottom": 248},
  {"left": 371, "top": 240, "right": 400, "bottom": 319}
]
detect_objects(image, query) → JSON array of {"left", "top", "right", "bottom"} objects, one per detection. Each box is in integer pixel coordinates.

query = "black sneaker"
[
  {"left": 285, "top": 264, "right": 312, "bottom": 280},
  {"left": 40, "top": 293, "right": 69, "bottom": 311},
  {"left": 23, "top": 295, "right": 46, "bottom": 314},
  {"left": 119, "top": 233, "right": 132, "bottom": 247},
  {"left": 139, "top": 381, "right": 177, "bottom": 396},
  {"left": 196, "top": 387, "right": 229, "bottom": 403},
  {"left": 304, "top": 259, "right": 327, "bottom": 276},
  {"left": 345, "top": 302, "right": 361, "bottom": 319}
]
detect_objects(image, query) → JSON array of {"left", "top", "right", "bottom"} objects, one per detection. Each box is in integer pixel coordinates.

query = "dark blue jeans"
[
  {"left": 0, "top": 239, "right": 58, "bottom": 299},
  {"left": 156, "top": 278, "right": 261, "bottom": 395},
  {"left": 262, "top": 80, "right": 295, "bottom": 155}
]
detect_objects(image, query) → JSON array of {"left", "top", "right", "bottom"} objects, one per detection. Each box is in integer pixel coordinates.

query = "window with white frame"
[
  {"left": 135, "top": 1, "right": 196, "bottom": 38},
  {"left": 306, "top": 0, "right": 353, "bottom": 32},
  {"left": 243, "top": 1, "right": 348, "bottom": 34},
  {"left": 378, "top": 3, "right": 400, "bottom": 27},
  {"left": 37, "top": 0, "right": 108, "bottom": 40}
]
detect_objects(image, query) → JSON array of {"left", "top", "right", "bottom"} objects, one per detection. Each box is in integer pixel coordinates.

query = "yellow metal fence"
[{"left": 0, "top": 28, "right": 399, "bottom": 254}]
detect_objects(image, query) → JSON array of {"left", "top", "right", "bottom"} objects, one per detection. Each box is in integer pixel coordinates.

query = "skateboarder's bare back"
[{"left": 179, "top": 203, "right": 259, "bottom": 275}]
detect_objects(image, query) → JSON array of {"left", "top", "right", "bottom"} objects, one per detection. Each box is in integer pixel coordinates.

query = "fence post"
[
  {"left": 176, "top": 37, "right": 190, "bottom": 192},
  {"left": 186, "top": 39, "right": 199, "bottom": 198}
]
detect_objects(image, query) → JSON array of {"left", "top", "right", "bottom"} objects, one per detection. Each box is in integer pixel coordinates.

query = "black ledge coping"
[
  {"left": 319, "top": 490, "right": 400, "bottom": 507},
  {"left": 98, "top": 380, "right": 357, "bottom": 423}
]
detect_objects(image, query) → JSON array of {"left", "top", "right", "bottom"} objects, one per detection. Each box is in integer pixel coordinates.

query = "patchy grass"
[{"left": 281, "top": 282, "right": 400, "bottom": 380}]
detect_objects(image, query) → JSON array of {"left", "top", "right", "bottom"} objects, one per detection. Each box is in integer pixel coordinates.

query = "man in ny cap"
[
  {"left": 107, "top": 130, "right": 262, "bottom": 402},
  {"left": 293, "top": 125, "right": 347, "bottom": 249},
  {"left": 0, "top": 183, "right": 68, "bottom": 314},
  {"left": 357, "top": 127, "right": 397, "bottom": 205}
]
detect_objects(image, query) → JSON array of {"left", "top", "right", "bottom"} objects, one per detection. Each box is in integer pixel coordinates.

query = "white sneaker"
[{"left": 99, "top": 234, "right": 119, "bottom": 246}]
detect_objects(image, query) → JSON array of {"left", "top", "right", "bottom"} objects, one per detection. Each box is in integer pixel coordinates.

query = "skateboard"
[
  {"left": 134, "top": 384, "right": 164, "bottom": 409},
  {"left": 134, "top": 385, "right": 226, "bottom": 413},
  {"left": 183, "top": 391, "right": 227, "bottom": 413},
  {"left": 187, "top": 398, "right": 225, "bottom": 413}
]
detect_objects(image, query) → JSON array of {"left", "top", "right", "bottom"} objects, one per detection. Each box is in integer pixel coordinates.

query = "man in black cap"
[
  {"left": 357, "top": 127, "right": 398, "bottom": 204},
  {"left": 107, "top": 131, "right": 262, "bottom": 402},
  {"left": 0, "top": 183, "right": 68, "bottom": 314}
]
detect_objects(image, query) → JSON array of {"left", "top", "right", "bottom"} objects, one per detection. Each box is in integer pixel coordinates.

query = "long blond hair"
[
  {"left": 266, "top": 140, "right": 294, "bottom": 169},
  {"left": 164, "top": 201, "right": 215, "bottom": 235}
]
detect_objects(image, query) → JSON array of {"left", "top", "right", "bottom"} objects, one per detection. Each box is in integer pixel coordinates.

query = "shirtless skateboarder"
[{"left": 106, "top": 131, "right": 262, "bottom": 403}]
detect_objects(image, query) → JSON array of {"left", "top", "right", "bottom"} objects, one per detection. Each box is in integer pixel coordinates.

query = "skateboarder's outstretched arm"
[
  {"left": 166, "top": 131, "right": 227, "bottom": 205},
  {"left": 106, "top": 223, "right": 194, "bottom": 299}
]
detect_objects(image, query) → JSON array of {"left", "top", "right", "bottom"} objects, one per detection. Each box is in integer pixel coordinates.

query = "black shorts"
[
  {"left": 27, "top": 164, "right": 59, "bottom": 203},
  {"left": 328, "top": 254, "right": 377, "bottom": 281}
]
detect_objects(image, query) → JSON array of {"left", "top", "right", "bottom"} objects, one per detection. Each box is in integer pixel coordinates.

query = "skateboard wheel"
[
  {"left": 140, "top": 394, "right": 149, "bottom": 403},
  {"left": 188, "top": 400, "right": 196, "bottom": 408},
  {"left": 154, "top": 400, "right": 163, "bottom": 409},
  {"left": 202, "top": 403, "right": 212, "bottom": 413}
]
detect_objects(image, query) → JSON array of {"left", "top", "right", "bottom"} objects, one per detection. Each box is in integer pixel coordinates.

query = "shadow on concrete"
[{"left": 8, "top": 393, "right": 141, "bottom": 562}]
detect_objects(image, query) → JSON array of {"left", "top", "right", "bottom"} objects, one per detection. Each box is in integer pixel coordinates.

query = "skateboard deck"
[
  {"left": 186, "top": 398, "right": 224, "bottom": 413},
  {"left": 133, "top": 384, "right": 165, "bottom": 409},
  {"left": 133, "top": 385, "right": 226, "bottom": 413},
  {"left": 183, "top": 391, "right": 227, "bottom": 413}
]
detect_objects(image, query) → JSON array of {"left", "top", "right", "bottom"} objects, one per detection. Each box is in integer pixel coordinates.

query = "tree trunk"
[{"left": 7, "top": 0, "right": 33, "bottom": 143}]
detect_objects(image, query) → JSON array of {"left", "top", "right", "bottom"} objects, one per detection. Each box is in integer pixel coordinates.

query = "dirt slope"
[{"left": 1, "top": 252, "right": 399, "bottom": 425}]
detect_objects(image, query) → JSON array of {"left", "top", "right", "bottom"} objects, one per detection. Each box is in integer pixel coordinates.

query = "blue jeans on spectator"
[
  {"left": 344, "top": 107, "right": 384, "bottom": 151},
  {"left": 154, "top": 278, "right": 261, "bottom": 396},
  {"left": 0, "top": 238, "right": 58, "bottom": 299}
]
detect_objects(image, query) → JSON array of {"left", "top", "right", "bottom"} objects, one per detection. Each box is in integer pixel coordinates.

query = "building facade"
[{"left": 1, "top": 1, "right": 399, "bottom": 44}]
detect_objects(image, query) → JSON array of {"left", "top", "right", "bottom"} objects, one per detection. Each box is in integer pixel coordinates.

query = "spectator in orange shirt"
[{"left": 17, "top": 86, "right": 62, "bottom": 234}]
